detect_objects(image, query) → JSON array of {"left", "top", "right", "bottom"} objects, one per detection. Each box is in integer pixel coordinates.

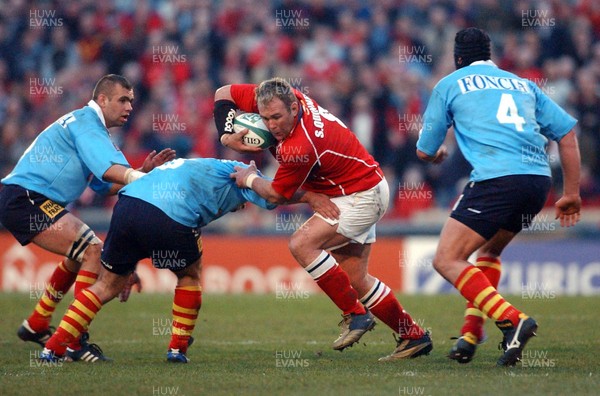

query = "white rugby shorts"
[{"left": 314, "top": 179, "right": 389, "bottom": 244}]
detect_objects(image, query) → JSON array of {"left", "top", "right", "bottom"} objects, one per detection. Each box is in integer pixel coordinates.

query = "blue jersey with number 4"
[
  {"left": 120, "top": 158, "right": 276, "bottom": 228},
  {"left": 417, "top": 61, "right": 577, "bottom": 181},
  {"left": 1, "top": 101, "right": 128, "bottom": 205}
]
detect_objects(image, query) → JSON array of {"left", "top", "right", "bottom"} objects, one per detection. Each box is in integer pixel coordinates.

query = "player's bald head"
[
  {"left": 92, "top": 74, "right": 133, "bottom": 100},
  {"left": 256, "top": 77, "right": 297, "bottom": 112}
]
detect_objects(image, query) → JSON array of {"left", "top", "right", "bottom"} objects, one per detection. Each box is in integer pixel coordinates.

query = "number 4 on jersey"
[{"left": 496, "top": 93, "right": 525, "bottom": 131}]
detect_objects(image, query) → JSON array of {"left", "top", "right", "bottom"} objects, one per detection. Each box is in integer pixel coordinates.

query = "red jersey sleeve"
[
  {"left": 230, "top": 84, "right": 259, "bottom": 113},
  {"left": 271, "top": 142, "right": 318, "bottom": 200}
]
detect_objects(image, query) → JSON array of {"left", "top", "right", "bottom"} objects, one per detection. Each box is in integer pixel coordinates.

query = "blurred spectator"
[
  {"left": 41, "top": 28, "right": 80, "bottom": 79},
  {"left": 574, "top": 69, "right": 600, "bottom": 193}
]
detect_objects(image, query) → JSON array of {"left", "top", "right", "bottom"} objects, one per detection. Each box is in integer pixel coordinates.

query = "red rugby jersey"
[{"left": 230, "top": 84, "right": 384, "bottom": 199}]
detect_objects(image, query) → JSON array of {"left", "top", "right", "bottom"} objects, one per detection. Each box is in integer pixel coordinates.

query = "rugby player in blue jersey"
[
  {"left": 40, "top": 157, "right": 338, "bottom": 363},
  {"left": 416, "top": 28, "right": 581, "bottom": 366},
  {"left": 0, "top": 74, "right": 175, "bottom": 361}
]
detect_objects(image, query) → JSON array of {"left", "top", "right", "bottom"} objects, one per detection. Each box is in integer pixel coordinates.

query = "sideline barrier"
[
  {"left": 0, "top": 233, "right": 403, "bottom": 294},
  {"left": 1, "top": 232, "right": 597, "bottom": 295},
  {"left": 403, "top": 237, "right": 600, "bottom": 295}
]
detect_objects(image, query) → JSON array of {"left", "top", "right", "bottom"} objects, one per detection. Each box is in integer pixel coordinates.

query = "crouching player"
[{"left": 40, "top": 157, "right": 338, "bottom": 363}]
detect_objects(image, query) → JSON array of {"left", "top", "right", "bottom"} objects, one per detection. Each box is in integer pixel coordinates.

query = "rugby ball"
[{"left": 233, "top": 113, "right": 277, "bottom": 149}]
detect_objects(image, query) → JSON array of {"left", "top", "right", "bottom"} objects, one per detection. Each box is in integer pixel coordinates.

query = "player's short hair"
[
  {"left": 92, "top": 74, "right": 133, "bottom": 100},
  {"left": 255, "top": 77, "right": 297, "bottom": 112},
  {"left": 454, "top": 27, "right": 491, "bottom": 69}
]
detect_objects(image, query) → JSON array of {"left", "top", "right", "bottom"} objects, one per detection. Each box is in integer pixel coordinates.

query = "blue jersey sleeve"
[
  {"left": 531, "top": 83, "right": 577, "bottom": 141},
  {"left": 89, "top": 176, "right": 114, "bottom": 196},
  {"left": 417, "top": 88, "right": 452, "bottom": 156},
  {"left": 72, "top": 125, "right": 130, "bottom": 180}
]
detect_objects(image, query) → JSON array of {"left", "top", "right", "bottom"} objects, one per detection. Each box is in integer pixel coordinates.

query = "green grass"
[{"left": 1, "top": 293, "right": 598, "bottom": 395}]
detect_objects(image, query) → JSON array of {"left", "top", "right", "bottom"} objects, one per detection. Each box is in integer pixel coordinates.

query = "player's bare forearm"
[
  {"left": 231, "top": 161, "right": 287, "bottom": 204},
  {"left": 108, "top": 183, "right": 124, "bottom": 195},
  {"left": 249, "top": 177, "right": 287, "bottom": 204},
  {"left": 557, "top": 130, "right": 581, "bottom": 196},
  {"left": 103, "top": 164, "right": 146, "bottom": 185},
  {"left": 555, "top": 130, "right": 582, "bottom": 227}
]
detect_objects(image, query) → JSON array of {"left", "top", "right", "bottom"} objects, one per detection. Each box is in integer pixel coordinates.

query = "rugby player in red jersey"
[{"left": 214, "top": 78, "right": 432, "bottom": 360}]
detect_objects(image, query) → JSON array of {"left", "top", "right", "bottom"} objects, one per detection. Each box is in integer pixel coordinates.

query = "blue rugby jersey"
[
  {"left": 417, "top": 60, "right": 576, "bottom": 181},
  {"left": 2, "top": 100, "right": 128, "bottom": 205},
  {"left": 120, "top": 158, "right": 276, "bottom": 228}
]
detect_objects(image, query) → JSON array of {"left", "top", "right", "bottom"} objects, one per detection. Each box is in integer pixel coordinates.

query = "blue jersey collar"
[
  {"left": 469, "top": 60, "right": 497, "bottom": 67},
  {"left": 87, "top": 100, "right": 107, "bottom": 128}
]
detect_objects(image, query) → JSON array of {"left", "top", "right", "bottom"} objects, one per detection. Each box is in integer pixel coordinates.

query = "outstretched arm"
[
  {"left": 105, "top": 148, "right": 177, "bottom": 194},
  {"left": 231, "top": 161, "right": 339, "bottom": 219},
  {"left": 555, "top": 130, "right": 581, "bottom": 227}
]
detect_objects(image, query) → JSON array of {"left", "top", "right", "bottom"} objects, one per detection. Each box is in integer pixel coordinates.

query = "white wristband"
[
  {"left": 124, "top": 168, "right": 146, "bottom": 184},
  {"left": 245, "top": 173, "right": 259, "bottom": 189}
]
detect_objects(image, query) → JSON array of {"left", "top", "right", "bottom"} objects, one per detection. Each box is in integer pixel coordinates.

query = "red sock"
[
  {"left": 461, "top": 257, "right": 502, "bottom": 342},
  {"left": 27, "top": 260, "right": 77, "bottom": 332},
  {"left": 64, "top": 270, "right": 98, "bottom": 350},
  {"left": 360, "top": 279, "right": 424, "bottom": 339},
  {"left": 44, "top": 289, "right": 102, "bottom": 356},
  {"left": 454, "top": 266, "right": 522, "bottom": 326},
  {"left": 169, "top": 286, "right": 202, "bottom": 353},
  {"left": 306, "top": 251, "right": 365, "bottom": 316},
  {"left": 74, "top": 270, "right": 98, "bottom": 295}
]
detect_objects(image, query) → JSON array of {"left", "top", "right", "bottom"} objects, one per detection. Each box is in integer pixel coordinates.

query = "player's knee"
[
  {"left": 66, "top": 224, "right": 102, "bottom": 263},
  {"left": 64, "top": 258, "right": 82, "bottom": 273},
  {"left": 174, "top": 260, "right": 201, "bottom": 282},
  {"left": 432, "top": 253, "right": 449, "bottom": 274},
  {"left": 349, "top": 274, "right": 371, "bottom": 295},
  {"left": 94, "top": 270, "right": 127, "bottom": 303},
  {"left": 94, "top": 279, "right": 123, "bottom": 303},
  {"left": 288, "top": 235, "right": 302, "bottom": 257},
  {"left": 478, "top": 246, "right": 502, "bottom": 258},
  {"left": 82, "top": 242, "right": 102, "bottom": 263}
]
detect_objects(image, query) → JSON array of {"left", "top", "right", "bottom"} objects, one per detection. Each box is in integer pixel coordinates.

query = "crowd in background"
[{"left": 0, "top": 0, "right": 599, "bottom": 221}]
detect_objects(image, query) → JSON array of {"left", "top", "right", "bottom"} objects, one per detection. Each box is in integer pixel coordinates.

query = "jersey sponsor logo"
[
  {"left": 457, "top": 74, "right": 530, "bottom": 94},
  {"left": 39, "top": 200, "right": 64, "bottom": 219}
]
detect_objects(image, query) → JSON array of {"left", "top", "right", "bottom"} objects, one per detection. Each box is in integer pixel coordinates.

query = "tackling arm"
[
  {"left": 231, "top": 161, "right": 340, "bottom": 219},
  {"left": 102, "top": 148, "right": 177, "bottom": 189}
]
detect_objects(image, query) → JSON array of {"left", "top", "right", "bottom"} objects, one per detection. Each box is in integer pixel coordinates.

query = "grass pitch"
[{"left": 1, "top": 293, "right": 598, "bottom": 395}]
